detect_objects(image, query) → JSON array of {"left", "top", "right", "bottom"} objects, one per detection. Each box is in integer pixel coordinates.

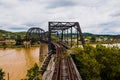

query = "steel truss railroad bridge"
[
  {"left": 26, "top": 22, "right": 84, "bottom": 80},
  {"left": 26, "top": 22, "right": 84, "bottom": 51}
]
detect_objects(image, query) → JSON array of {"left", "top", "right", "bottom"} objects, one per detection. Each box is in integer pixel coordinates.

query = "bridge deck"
[{"left": 42, "top": 42, "right": 82, "bottom": 80}]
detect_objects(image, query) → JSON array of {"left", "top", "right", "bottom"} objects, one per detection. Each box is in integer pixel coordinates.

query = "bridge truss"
[
  {"left": 26, "top": 22, "right": 85, "bottom": 52},
  {"left": 26, "top": 27, "right": 46, "bottom": 42},
  {"left": 48, "top": 22, "right": 85, "bottom": 51}
]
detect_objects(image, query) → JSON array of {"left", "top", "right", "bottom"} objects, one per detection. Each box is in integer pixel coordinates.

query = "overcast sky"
[{"left": 0, "top": 0, "right": 120, "bottom": 34}]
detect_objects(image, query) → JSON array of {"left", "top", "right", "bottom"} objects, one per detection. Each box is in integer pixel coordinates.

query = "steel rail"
[{"left": 52, "top": 42, "right": 78, "bottom": 80}]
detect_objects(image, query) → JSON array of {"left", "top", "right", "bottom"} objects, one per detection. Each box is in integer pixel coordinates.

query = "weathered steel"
[
  {"left": 26, "top": 27, "right": 45, "bottom": 41},
  {"left": 48, "top": 22, "right": 85, "bottom": 51},
  {"left": 26, "top": 22, "right": 85, "bottom": 52}
]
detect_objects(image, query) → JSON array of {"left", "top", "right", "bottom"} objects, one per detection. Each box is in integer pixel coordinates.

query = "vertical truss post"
[
  {"left": 71, "top": 27, "right": 72, "bottom": 47},
  {"left": 63, "top": 30, "right": 64, "bottom": 42},
  {"left": 77, "top": 28, "right": 79, "bottom": 47},
  {"left": 61, "top": 30, "right": 63, "bottom": 42},
  {"left": 58, "top": 32, "right": 60, "bottom": 42},
  {"left": 67, "top": 29, "right": 69, "bottom": 45},
  {"left": 57, "top": 32, "right": 59, "bottom": 41},
  {"left": 63, "top": 30, "right": 65, "bottom": 42},
  {"left": 64, "top": 30, "right": 67, "bottom": 43},
  {"left": 48, "top": 22, "right": 51, "bottom": 52},
  {"left": 76, "top": 22, "right": 85, "bottom": 47}
]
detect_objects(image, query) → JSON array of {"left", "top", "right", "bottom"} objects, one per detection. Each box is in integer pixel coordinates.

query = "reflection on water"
[{"left": 0, "top": 47, "right": 40, "bottom": 80}]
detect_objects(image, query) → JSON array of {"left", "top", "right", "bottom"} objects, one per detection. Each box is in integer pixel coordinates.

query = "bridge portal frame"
[{"left": 48, "top": 22, "right": 85, "bottom": 51}]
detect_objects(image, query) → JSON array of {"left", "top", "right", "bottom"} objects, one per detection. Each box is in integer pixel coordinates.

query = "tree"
[
  {"left": 2, "top": 43, "right": 6, "bottom": 49},
  {"left": 16, "top": 35, "right": 23, "bottom": 45},
  {"left": 26, "top": 63, "right": 40, "bottom": 80},
  {"left": 0, "top": 68, "right": 5, "bottom": 80},
  {"left": 90, "top": 36, "right": 96, "bottom": 42},
  {"left": 71, "top": 44, "right": 120, "bottom": 80}
]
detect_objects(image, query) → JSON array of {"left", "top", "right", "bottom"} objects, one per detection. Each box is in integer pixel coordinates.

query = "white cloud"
[{"left": 0, "top": 0, "right": 120, "bottom": 34}]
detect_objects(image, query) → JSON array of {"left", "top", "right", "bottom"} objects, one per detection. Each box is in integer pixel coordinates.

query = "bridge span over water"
[
  {"left": 26, "top": 22, "right": 84, "bottom": 80},
  {"left": 26, "top": 22, "right": 84, "bottom": 51}
]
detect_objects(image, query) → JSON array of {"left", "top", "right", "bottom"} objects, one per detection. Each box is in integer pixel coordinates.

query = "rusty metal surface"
[
  {"left": 52, "top": 42, "right": 81, "bottom": 80},
  {"left": 26, "top": 22, "right": 85, "bottom": 55}
]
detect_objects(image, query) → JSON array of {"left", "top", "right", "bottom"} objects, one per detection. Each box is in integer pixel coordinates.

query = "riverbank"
[{"left": 0, "top": 44, "right": 40, "bottom": 49}]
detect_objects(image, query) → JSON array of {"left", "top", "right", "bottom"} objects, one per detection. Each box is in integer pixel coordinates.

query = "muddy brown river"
[{"left": 0, "top": 47, "right": 41, "bottom": 80}]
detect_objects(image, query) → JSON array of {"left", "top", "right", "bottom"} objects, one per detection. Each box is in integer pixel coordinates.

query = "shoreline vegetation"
[
  {"left": 0, "top": 44, "right": 40, "bottom": 49},
  {"left": 71, "top": 44, "right": 120, "bottom": 80},
  {"left": 0, "top": 42, "right": 120, "bottom": 49}
]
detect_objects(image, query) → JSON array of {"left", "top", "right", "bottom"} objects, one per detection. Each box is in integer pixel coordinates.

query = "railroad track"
[
  {"left": 52, "top": 42, "right": 79, "bottom": 80},
  {"left": 67, "top": 57, "right": 78, "bottom": 80}
]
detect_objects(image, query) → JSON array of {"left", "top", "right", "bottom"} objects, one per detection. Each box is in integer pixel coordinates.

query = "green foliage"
[
  {"left": 0, "top": 68, "right": 5, "bottom": 80},
  {"left": 15, "top": 35, "right": 23, "bottom": 45},
  {"left": 51, "top": 36, "right": 58, "bottom": 40},
  {"left": 90, "top": 36, "right": 96, "bottom": 42},
  {"left": 0, "top": 29, "right": 26, "bottom": 40},
  {"left": 95, "top": 45, "right": 120, "bottom": 80},
  {"left": 71, "top": 44, "right": 120, "bottom": 80},
  {"left": 26, "top": 63, "right": 40, "bottom": 80}
]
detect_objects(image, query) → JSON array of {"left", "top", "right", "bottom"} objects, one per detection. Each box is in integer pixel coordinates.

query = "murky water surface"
[{"left": 0, "top": 47, "right": 40, "bottom": 80}]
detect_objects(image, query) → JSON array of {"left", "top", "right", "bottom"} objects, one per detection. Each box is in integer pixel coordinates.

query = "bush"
[
  {"left": 71, "top": 44, "right": 120, "bottom": 80},
  {"left": 0, "top": 68, "right": 5, "bottom": 80},
  {"left": 26, "top": 63, "right": 40, "bottom": 80}
]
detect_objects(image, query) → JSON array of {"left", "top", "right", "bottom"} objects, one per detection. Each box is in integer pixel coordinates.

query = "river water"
[{"left": 0, "top": 47, "right": 40, "bottom": 80}]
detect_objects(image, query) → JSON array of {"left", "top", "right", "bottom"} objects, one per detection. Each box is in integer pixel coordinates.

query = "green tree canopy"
[
  {"left": 0, "top": 68, "right": 5, "bottom": 80},
  {"left": 26, "top": 63, "right": 40, "bottom": 80},
  {"left": 71, "top": 44, "right": 120, "bottom": 80}
]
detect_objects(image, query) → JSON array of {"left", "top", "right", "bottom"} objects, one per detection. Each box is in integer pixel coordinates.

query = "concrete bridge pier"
[
  {"left": 39, "top": 43, "right": 48, "bottom": 62},
  {"left": 23, "top": 41, "right": 31, "bottom": 48}
]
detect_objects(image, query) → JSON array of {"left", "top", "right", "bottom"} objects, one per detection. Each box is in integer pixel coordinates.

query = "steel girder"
[
  {"left": 26, "top": 22, "right": 85, "bottom": 52},
  {"left": 26, "top": 27, "right": 45, "bottom": 41},
  {"left": 48, "top": 22, "right": 85, "bottom": 51},
  {"left": 49, "top": 22, "right": 76, "bottom": 30}
]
